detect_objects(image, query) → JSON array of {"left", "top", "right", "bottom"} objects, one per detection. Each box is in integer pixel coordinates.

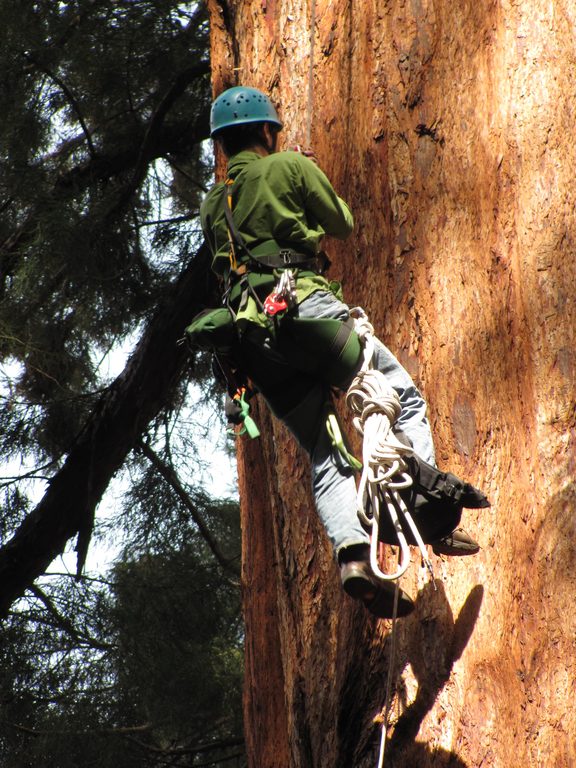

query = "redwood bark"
[{"left": 207, "top": 1, "right": 576, "bottom": 766}]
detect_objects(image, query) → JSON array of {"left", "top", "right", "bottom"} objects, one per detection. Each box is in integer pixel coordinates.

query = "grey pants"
[{"left": 243, "top": 290, "right": 436, "bottom": 558}]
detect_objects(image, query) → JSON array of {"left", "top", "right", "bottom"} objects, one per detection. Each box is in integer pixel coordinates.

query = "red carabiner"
[{"left": 264, "top": 292, "right": 288, "bottom": 317}]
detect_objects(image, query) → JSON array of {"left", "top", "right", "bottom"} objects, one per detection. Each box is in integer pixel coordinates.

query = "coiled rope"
[
  {"left": 345, "top": 308, "right": 435, "bottom": 768},
  {"left": 345, "top": 308, "right": 434, "bottom": 581}
]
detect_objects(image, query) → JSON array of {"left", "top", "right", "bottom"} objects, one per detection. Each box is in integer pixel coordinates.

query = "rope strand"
[
  {"left": 306, "top": 0, "right": 316, "bottom": 146},
  {"left": 346, "top": 308, "right": 434, "bottom": 581},
  {"left": 345, "top": 308, "right": 436, "bottom": 768}
]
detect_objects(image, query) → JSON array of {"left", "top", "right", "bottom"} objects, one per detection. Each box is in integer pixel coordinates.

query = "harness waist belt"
[
  {"left": 226, "top": 268, "right": 319, "bottom": 307},
  {"left": 253, "top": 249, "right": 319, "bottom": 269}
]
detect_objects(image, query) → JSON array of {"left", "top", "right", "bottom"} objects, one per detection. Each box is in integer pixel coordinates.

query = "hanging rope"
[
  {"left": 345, "top": 308, "right": 434, "bottom": 581},
  {"left": 375, "top": 552, "right": 401, "bottom": 768},
  {"left": 306, "top": 0, "right": 316, "bottom": 146},
  {"left": 344, "top": 308, "right": 435, "bottom": 768}
]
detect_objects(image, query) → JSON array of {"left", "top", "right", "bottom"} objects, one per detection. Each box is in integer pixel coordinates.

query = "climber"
[{"left": 198, "top": 85, "right": 482, "bottom": 619}]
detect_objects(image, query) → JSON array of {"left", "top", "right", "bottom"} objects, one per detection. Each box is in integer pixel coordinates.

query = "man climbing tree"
[{"left": 193, "top": 85, "right": 488, "bottom": 619}]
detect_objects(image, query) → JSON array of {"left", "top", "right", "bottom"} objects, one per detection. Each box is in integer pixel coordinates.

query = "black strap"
[
  {"left": 405, "top": 455, "right": 490, "bottom": 508},
  {"left": 222, "top": 182, "right": 252, "bottom": 262}
]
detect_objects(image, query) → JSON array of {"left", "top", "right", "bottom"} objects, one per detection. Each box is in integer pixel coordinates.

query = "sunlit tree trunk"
[{"left": 206, "top": 1, "right": 576, "bottom": 765}]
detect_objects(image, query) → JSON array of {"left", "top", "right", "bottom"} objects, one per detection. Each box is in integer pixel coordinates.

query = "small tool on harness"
[
  {"left": 263, "top": 292, "right": 289, "bottom": 316},
  {"left": 226, "top": 387, "right": 260, "bottom": 439},
  {"left": 326, "top": 413, "right": 363, "bottom": 471},
  {"left": 264, "top": 268, "right": 297, "bottom": 317}
]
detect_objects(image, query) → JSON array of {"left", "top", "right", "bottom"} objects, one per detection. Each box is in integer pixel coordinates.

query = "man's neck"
[{"left": 248, "top": 143, "right": 270, "bottom": 157}]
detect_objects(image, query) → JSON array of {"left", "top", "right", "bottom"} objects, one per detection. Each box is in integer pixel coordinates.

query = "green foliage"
[
  {"left": 0, "top": 2, "right": 246, "bottom": 766},
  {"left": 1, "top": 532, "right": 244, "bottom": 767},
  {"left": 0, "top": 0, "right": 212, "bottom": 458}
]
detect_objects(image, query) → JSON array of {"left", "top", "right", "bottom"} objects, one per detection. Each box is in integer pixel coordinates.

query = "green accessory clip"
[
  {"left": 326, "top": 413, "right": 362, "bottom": 470},
  {"left": 231, "top": 389, "right": 260, "bottom": 439}
]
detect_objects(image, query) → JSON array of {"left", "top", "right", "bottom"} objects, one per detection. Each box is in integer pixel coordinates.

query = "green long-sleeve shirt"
[{"left": 200, "top": 149, "right": 354, "bottom": 277}]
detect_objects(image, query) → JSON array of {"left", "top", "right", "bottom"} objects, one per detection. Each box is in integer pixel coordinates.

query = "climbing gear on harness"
[
  {"left": 263, "top": 269, "right": 297, "bottom": 317},
  {"left": 263, "top": 291, "right": 288, "bottom": 317},
  {"left": 226, "top": 387, "right": 260, "bottom": 439},
  {"left": 326, "top": 413, "right": 362, "bottom": 471},
  {"left": 185, "top": 306, "right": 237, "bottom": 354},
  {"left": 210, "top": 86, "right": 283, "bottom": 137}
]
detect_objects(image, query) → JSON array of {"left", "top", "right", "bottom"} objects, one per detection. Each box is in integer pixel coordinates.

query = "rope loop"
[{"left": 345, "top": 309, "right": 434, "bottom": 583}]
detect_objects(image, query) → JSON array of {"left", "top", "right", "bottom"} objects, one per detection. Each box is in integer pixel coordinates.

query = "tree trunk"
[{"left": 206, "top": 1, "right": 576, "bottom": 766}]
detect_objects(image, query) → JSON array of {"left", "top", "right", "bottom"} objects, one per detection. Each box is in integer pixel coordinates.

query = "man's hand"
[{"left": 292, "top": 144, "right": 318, "bottom": 164}]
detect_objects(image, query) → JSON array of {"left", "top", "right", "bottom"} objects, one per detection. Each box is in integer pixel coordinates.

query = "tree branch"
[
  {"left": 139, "top": 440, "right": 240, "bottom": 576},
  {"left": 7, "top": 721, "right": 152, "bottom": 737},
  {"left": 22, "top": 52, "right": 98, "bottom": 159},
  {"left": 28, "top": 584, "right": 114, "bottom": 651},
  {"left": 0, "top": 243, "right": 219, "bottom": 618},
  {"left": 132, "top": 64, "right": 211, "bottom": 191}
]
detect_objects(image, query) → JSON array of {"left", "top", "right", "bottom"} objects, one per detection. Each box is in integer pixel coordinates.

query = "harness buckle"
[{"left": 279, "top": 249, "right": 293, "bottom": 265}]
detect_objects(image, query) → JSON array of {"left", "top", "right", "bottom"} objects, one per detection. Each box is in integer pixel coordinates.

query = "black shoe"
[
  {"left": 340, "top": 560, "right": 414, "bottom": 618},
  {"left": 431, "top": 527, "right": 480, "bottom": 556}
]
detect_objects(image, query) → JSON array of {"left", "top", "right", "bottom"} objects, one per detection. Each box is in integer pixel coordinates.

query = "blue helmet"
[{"left": 210, "top": 86, "right": 283, "bottom": 137}]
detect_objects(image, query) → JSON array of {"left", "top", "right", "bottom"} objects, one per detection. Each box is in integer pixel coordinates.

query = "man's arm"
[{"left": 296, "top": 153, "right": 354, "bottom": 239}]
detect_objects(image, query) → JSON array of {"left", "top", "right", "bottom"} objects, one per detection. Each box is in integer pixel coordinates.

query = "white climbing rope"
[
  {"left": 345, "top": 308, "right": 434, "bottom": 581},
  {"left": 345, "top": 307, "right": 436, "bottom": 768},
  {"left": 306, "top": 0, "right": 316, "bottom": 147}
]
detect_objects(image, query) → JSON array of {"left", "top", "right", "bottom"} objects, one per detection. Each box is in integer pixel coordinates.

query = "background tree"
[
  {"left": 205, "top": 0, "right": 576, "bottom": 766},
  {"left": 0, "top": 2, "right": 245, "bottom": 765}
]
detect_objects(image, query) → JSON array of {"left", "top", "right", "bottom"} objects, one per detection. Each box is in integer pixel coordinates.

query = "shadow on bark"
[
  {"left": 337, "top": 581, "right": 483, "bottom": 767},
  {"left": 383, "top": 581, "right": 484, "bottom": 766}
]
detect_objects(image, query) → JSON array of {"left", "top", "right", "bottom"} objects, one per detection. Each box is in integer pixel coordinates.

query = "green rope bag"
[{"left": 185, "top": 307, "right": 237, "bottom": 354}]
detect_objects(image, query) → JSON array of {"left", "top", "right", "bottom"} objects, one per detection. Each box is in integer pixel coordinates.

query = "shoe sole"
[
  {"left": 342, "top": 564, "right": 414, "bottom": 618},
  {"left": 432, "top": 542, "right": 480, "bottom": 556}
]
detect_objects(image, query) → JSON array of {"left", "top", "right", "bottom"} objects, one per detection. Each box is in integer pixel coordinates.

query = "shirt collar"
[{"left": 226, "top": 150, "right": 263, "bottom": 180}]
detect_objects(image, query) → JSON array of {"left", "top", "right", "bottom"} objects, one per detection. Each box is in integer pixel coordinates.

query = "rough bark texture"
[{"left": 206, "top": 1, "right": 576, "bottom": 765}]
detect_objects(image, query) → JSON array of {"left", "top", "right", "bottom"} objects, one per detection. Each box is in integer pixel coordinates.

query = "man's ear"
[{"left": 262, "top": 124, "right": 279, "bottom": 153}]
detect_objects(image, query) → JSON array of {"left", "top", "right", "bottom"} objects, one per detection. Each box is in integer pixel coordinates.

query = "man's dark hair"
[{"left": 216, "top": 122, "right": 278, "bottom": 157}]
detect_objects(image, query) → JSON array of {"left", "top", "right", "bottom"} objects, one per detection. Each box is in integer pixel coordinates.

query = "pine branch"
[
  {"left": 139, "top": 440, "right": 240, "bottom": 577},
  {"left": 0, "top": 243, "right": 218, "bottom": 618},
  {"left": 122, "top": 732, "right": 244, "bottom": 757},
  {"left": 22, "top": 51, "right": 98, "bottom": 159},
  {"left": 28, "top": 584, "right": 114, "bottom": 651},
  {"left": 7, "top": 721, "right": 152, "bottom": 737},
  {"left": 130, "top": 64, "right": 211, "bottom": 194}
]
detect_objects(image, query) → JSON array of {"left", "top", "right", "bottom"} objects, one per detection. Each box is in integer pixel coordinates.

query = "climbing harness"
[
  {"left": 224, "top": 179, "right": 239, "bottom": 271},
  {"left": 263, "top": 268, "right": 297, "bottom": 317}
]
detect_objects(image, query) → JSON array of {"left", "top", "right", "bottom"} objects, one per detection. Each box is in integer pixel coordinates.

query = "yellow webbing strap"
[{"left": 225, "top": 178, "right": 238, "bottom": 270}]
